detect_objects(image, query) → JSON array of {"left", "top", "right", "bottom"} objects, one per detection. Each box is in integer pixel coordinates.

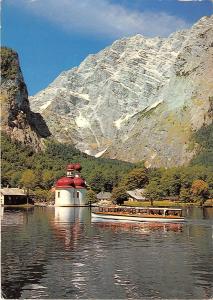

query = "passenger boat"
[{"left": 91, "top": 206, "right": 185, "bottom": 223}]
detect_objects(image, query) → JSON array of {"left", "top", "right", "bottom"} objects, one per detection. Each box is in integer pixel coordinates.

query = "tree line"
[
  {"left": 1, "top": 132, "right": 212, "bottom": 205},
  {"left": 1, "top": 133, "right": 134, "bottom": 201},
  {"left": 110, "top": 165, "right": 212, "bottom": 205}
]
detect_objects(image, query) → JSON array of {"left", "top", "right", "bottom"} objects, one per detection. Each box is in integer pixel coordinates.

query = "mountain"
[
  {"left": 30, "top": 16, "right": 213, "bottom": 167},
  {"left": 1, "top": 47, "right": 51, "bottom": 151}
]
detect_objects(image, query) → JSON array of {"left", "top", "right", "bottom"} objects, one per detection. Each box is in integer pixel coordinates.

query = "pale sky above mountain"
[{"left": 2, "top": 0, "right": 212, "bottom": 94}]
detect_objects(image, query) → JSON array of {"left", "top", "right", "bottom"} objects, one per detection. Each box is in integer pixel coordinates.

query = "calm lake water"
[{"left": 1, "top": 206, "right": 213, "bottom": 299}]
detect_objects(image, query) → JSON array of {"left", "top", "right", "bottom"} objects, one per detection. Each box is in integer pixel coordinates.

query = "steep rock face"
[
  {"left": 30, "top": 16, "right": 213, "bottom": 166},
  {"left": 1, "top": 47, "right": 51, "bottom": 151}
]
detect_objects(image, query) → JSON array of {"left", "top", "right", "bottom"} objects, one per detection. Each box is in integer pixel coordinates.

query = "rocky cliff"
[
  {"left": 30, "top": 16, "right": 213, "bottom": 166},
  {"left": 1, "top": 47, "right": 51, "bottom": 151}
]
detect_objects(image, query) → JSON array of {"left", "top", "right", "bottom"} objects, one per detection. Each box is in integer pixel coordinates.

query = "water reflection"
[
  {"left": 185, "top": 206, "right": 213, "bottom": 220},
  {"left": 1, "top": 207, "right": 213, "bottom": 299},
  {"left": 203, "top": 207, "right": 213, "bottom": 219},
  {"left": 92, "top": 220, "right": 183, "bottom": 234},
  {"left": 54, "top": 206, "right": 90, "bottom": 223},
  {"left": 51, "top": 207, "right": 90, "bottom": 251},
  {"left": 1, "top": 207, "right": 50, "bottom": 299},
  {"left": 1, "top": 207, "right": 34, "bottom": 226}
]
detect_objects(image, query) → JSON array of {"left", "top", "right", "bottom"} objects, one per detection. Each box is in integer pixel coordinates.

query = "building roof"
[
  {"left": 97, "top": 192, "right": 112, "bottom": 200},
  {"left": 67, "top": 163, "right": 82, "bottom": 171},
  {"left": 0, "top": 188, "right": 27, "bottom": 196},
  {"left": 126, "top": 189, "right": 146, "bottom": 200},
  {"left": 55, "top": 176, "right": 86, "bottom": 188}
]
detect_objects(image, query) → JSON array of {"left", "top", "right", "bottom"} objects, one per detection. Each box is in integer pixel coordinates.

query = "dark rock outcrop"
[{"left": 1, "top": 47, "right": 51, "bottom": 151}]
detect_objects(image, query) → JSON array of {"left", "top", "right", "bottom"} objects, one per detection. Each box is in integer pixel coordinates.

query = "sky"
[{"left": 2, "top": 0, "right": 213, "bottom": 95}]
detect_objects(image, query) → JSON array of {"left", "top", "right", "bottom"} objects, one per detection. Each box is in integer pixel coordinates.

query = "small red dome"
[
  {"left": 74, "top": 163, "right": 82, "bottom": 171},
  {"left": 56, "top": 177, "right": 74, "bottom": 187},
  {"left": 67, "top": 164, "right": 75, "bottom": 171},
  {"left": 74, "top": 177, "right": 85, "bottom": 188}
]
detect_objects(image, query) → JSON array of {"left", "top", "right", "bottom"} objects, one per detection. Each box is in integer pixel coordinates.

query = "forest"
[
  {"left": 1, "top": 133, "right": 134, "bottom": 200},
  {"left": 1, "top": 121, "right": 213, "bottom": 205}
]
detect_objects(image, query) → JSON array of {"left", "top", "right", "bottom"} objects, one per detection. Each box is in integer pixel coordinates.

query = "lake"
[{"left": 1, "top": 206, "right": 213, "bottom": 299}]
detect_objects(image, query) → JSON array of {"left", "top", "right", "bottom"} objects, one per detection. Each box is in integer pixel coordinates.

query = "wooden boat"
[{"left": 91, "top": 206, "right": 185, "bottom": 223}]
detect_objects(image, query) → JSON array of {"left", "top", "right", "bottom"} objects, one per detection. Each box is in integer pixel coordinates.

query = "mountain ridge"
[{"left": 30, "top": 15, "right": 213, "bottom": 166}]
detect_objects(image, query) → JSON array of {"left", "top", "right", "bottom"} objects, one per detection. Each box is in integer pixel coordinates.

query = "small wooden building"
[
  {"left": 127, "top": 189, "right": 146, "bottom": 201},
  {"left": 0, "top": 188, "right": 28, "bottom": 205}
]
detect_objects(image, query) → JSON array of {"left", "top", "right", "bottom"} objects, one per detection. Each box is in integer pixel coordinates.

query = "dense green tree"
[
  {"left": 191, "top": 121, "right": 213, "bottom": 166},
  {"left": 147, "top": 168, "right": 163, "bottom": 184},
  {"left": 1, "top": 133, "right": 133, "bottom": 195},
  {"left": 180, "top": 168, "right": 196, "bottom": 188},
  {"left": 179, "top": 187, "right": 192, "bottom": 202},
  {"left": 90, "top": 173, "right": 106, "bottom": 192},
  {"left": 160, "top": 169, "right": 181, "bottom": 196},
  {"left": 42, "top": 170, "right": 55, "bottom": 189},
  {"left": 20, "top": 169, "right": 39, "bottom": 190},
  {"left": 111, "top": 186, "right": 128, "bottom": 205},
  {"left": 33, "top": 188, "right": 53, "bottom": 202},
  {"left": 144, "top": 181, "right": 163, "bottom": 205},
  {"left": 86, "top": 189, "right": 97, "bottom": 204},
  {"left": 191, "top": 179, "right": 209, "bottom": 205},
  {"left": 121, "top": 167, "right": 148, "bottom": 190},
  {"left": 10, "top": 171, "right": 22, "bottom": 187}
]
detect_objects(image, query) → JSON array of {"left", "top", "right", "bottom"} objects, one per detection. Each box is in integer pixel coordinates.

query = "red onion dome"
[
  {"left": 67, "top": 164, "right": 75, "bottom": 171},
  {"left": 74, "top": 177, "right": 85, "bottom": 188},
  {"left": 56, "top": 177, "right": 74, "bottom": 187},
  {"left": 74, "top": 163, "right": 82, "bottom": 171}
]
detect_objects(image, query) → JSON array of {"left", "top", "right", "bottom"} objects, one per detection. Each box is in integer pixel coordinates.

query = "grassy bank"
[{"left": 123, "top": 200, "right": 212, "bottom": 207}]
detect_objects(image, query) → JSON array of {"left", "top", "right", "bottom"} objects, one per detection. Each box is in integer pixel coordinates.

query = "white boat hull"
[{"left": 91, "top": 212, "right": 185, "bottom": 223}]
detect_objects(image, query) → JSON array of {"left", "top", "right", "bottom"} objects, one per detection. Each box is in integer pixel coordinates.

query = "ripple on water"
[{"left": 1, "top": 207, "right": 213, "bottom": 299}]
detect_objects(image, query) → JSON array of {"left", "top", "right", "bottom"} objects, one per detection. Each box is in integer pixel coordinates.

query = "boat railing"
[{"left": 93, "top": 206, "right": 183, "bottom": 217}]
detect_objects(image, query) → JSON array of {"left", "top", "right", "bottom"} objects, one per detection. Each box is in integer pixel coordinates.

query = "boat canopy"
[
  {"left": 95, "top": 206, "right": 183, "bottom": 217},
  {"left": 98, "top": 206, "right": 182, "bottom": 211}
]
